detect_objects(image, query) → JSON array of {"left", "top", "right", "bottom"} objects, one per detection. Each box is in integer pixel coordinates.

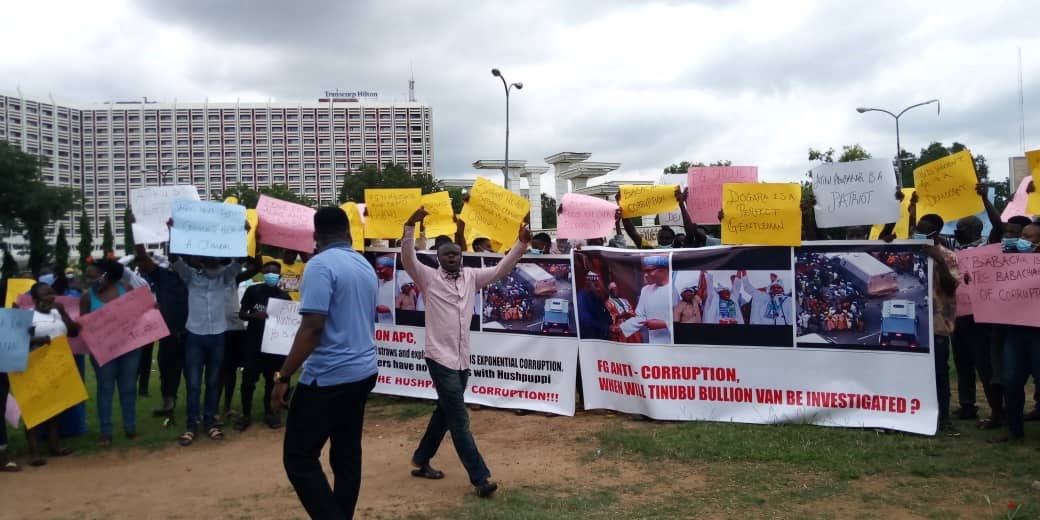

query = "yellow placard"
[
  {"left": 721, "top": 183, "right": 801, "bottom": 246},
  {"left": 8, "top": 336, "right": 88, "bottom": 429},
  {"left": 363, "top": 189, "right": 423, "bottom": 239},
  {"left": 619, "top": 185, "right": 679, "bottom": 219},
  {"left": 245, "top": 209, "right": 259, "bottom": 257},
  {"left": 1025, "top": 149, "right": 1040, "bottom": 174},
  {"left": 912, "top": 150, "right": 982, "bottom": 221},
  {"left": 339, "top": 202, "right": 365, "bottom": 252},
  {"left": 5, "top": 278, "right": 34, "bottom": 308},
  {"left": 421, "top": 191, "right": 457, "bottom": 238},
  {"left": 870, "top": 188, "right": 915, "bottom": 239},
  {"left": 223, "top": 196, "right": 239, "bottom": 205},
  {"left": 459, "top": 177, "right": 530, "bottom": 247},
  {"left": 1028, "top": 188, "right": 1040, "bottom": 215}
]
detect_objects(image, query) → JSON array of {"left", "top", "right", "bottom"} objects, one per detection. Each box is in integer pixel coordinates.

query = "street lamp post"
[
  {"left": 856, "top": 99, "right": 940, "bottom": 187},
  {"left": 491, "top": 68, "right": 523, "bottom": 192}
]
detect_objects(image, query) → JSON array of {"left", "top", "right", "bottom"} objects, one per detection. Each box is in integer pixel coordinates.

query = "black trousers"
[
  {"left": 137, "top": 342, "right": 153, "bottom": 395},
  {"left": 240, "top": 340, "right": 284, "bottom": 418},
  {"left": 284, "top": 374, "right": 377, "bottom": 520},
  {"left": 157, "top": 333, "right": 185, "bottom": 401},
  {"left": 952, "top": 317, "right": 1003, "bottom": 416}
]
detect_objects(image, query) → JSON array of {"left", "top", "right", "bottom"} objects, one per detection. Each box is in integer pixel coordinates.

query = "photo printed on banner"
[
  {"left": 394, "top": 250, "right": 482, "bottom": 331},
  {"left": 671, "top": 247, "right": 794, "bottom": 347},
  {"left": 794, "top": 243, "right": 930, "bottom": 353},
  {"left": 481, "top": 256, "right": 575, "bottom": 337},
  {"left": 364, "top": 251, "right": 397, "bottom": 325},
  {"left": 573, "top": 249, "right": 674, "bottom": 345}
]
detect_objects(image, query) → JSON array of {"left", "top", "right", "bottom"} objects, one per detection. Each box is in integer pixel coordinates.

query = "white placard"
[
  {"left": 261, "top": 298, "right": 301, "bottom": 356},
  {"left": 130, "top": 185, "right": 200, "bottom": 244},
  {"left": 811, "top": 159, "right": 900, "bottom": 228}
]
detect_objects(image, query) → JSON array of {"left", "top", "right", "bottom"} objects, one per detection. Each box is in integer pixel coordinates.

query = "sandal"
[
  {"left": 178, "top": 431, "right": 195, "bottom": 446},
  {"left": 233, "top": 417, "right": 251, "bottom": 432},
  {"left": 410, "top": 463, "right": 445, "bottom": 480},
  {"left": 1, "top": 461, "right": 21, "bottom": 472},
  {"left": 207, "top": 427, "right": 225, "bottom": 441}
]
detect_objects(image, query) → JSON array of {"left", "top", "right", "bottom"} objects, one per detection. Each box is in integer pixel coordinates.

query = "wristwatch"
[{"left": 274, "top": 372, "right": 292, "bottom": 384}]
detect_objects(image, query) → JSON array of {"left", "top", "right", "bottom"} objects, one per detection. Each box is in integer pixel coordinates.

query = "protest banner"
[
  {"left": 5, "top": 278, "right": 34, "bottom": 308},
  {"left": 574, "top": 243, "right": 937, "bottom": 435},
  {"left": 339, "top": 202, "right": 365, "bottom": 251},
  {"left": 77, "top": 286, "right": 170, "bottom": 366},
  {"left": 256, "top": 195, "right": 316, "bottom": 253},
  {"left": 420, "top": 191, "right": 456, "bottom": 238},
  {"left": 687, "top": 166, "right": 758, "bottom": 224},
  {"left": 619, "top": 185, "right": 678, "bottom": 219},
  {"left": 170, "top": 199, "right": 248, "bottom": 257},
  {"left": 556, "top": 193, "right": 618, "bottom": 239},
  {"left": 363, "top": 188, "right": 422, "bottom": 239},
  {"left": 913, "top": 150, "right": 983, "bottom": 221},
  {"left": 0, "top": 308, "right": 32, "bottom": 372},
  {"left": 261, "top": 298, "right": 301, "bottom": 356},
  {"left": 4, "top": 394, "right": 19, "bottom": 428},
  {"left": 963, "top": 246, "right": 1040, "bottom": 328},
  {"left": 129, "top": 185, "right": 200, "bottom": 244},
  {"left": 869, "top": 188, "right": 915, "bottom": 240},
  {"left": 459, "top": 177, "right": 531, "bottom": 247},
  {"left": 721, "top": 183, "right": 801, "bottom": 246},
  {"left": 7, "top": 336, "right": 88, "bottom": 429},
  {"left": 811, "top": 159, "right": 900, "bottom": 228}
]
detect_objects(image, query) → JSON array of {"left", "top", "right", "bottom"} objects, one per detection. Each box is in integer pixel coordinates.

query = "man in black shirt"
[
  {"left": 134, "top": 244, "right": 189, "bottom": 421},
  {"left": 235, "top": 261, "right": 292, "bottom": 431}
]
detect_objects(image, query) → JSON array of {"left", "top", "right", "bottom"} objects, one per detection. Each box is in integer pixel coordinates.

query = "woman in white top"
[{"left": 25, "top": 282, "right": 81, "bottom": 466}]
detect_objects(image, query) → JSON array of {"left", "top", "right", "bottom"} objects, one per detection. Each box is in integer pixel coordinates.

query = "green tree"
[
  {"left": 123, "top": 208, "right": 135, "bottom": 255},
  {"left": 903, "top": 142, "right": 988, "bottom": 187},
  {"left": 446, "top": 187, "right": 465, "bottom": 214},
  {"left": 77, "top": 211, "right": 93, "bottom": 267},
  {"left": 338, "top": 163, "right": 443, "bottom": 204},
  {"left": 663, "top": 160, "right": 732, "bottom": 174},
  {"left": 54, "top": 224, "right": 70, "bottom": 269},
  {"left": 541, "top": 194, "right": 557, "bottom": 229},
  {"left": 807, "top": 144, "right": 872, "bottom": 164},
  {"left": 101, "top": 217, "right": 115, "bottom": 257},
  {"left": 1, "top": 245, "right": 17, "bottom": 279},
  {"left": 218, "top": 183, "right": 316, "bottom": 209}
]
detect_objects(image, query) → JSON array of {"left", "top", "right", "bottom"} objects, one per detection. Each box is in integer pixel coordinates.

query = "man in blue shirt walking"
[{"left": 272, "top": 206, "right": 378, "bottom": 520}]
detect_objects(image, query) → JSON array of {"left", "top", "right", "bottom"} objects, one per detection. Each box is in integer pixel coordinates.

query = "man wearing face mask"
[{"left": 235, "top": 261, "right": 292, "bottom": 431}]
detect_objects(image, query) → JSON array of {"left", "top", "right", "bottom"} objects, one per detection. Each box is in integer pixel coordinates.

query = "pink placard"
[
  {"left": 557, "top": 193, "right": 619, "bottom": 239},
  {"left": 961, "top": 245, "right": 1040, "bottom": 327},
  {"left": 77, "top": 286, "right": 170, "bottom": 366},
  {"left": 1002, "top": 176, "right": 1035, "bottom": 221},
  {"left": 687, "top": 166, "right": 759, "bottom": 223},
  {"left": 953, "top": 245, "right": 1003, "bottom": 317},
  {"left": 256, "top": 195, "right": 316, "bottom": 253},
  {"left": 5, "top": 394, "right": 19, "bottom": 428}
]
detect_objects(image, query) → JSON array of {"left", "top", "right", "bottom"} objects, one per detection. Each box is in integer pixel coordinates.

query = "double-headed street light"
[
  {"left": 491, "top": 68, "right": 523, "bottom": 191},
  {"left": 855, "top": 99, "right": 940, "bottom": 187}
]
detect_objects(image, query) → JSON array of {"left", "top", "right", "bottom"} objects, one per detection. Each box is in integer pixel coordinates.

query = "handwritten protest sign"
[
  {"left": 78, "top": 286, "right": 170, "bottom": 366},
  {"left": 962, "top": 245, "right": 1040, "bottom": 327},
  {"left": 339, "top": 202, "right": 365, "bottom": 251},
  {"left": 1027, "top": 149, "right": 1040, "bottom": 173},
  {"left": 619, "top": 185, "right": 678, "bottom": 219},
  {"left": 1030, "top": 185, "right": 1040, "bottom": 216},
  {"left": 256, "top": 195, "right": 316, "bottom": 253},
  {"left": 458, "top": 177, "right": 530, "bottom": 247},
  {"left": 953, "top": 244, "right": 1001, "bottom": 317},
  {"left": 721, "top": 183, "right": 801, "bottom": 246},
  {"left": 0, "top": 308, "right": 32, "bottom": 372},
  {"left": 5, "top": 278, "right": 34, "bottom": 308},
  {"left": 364, "top": 189, "right": 423, "bottom": 239},
  {"left": 811, "top": 159, "right": 899, "bottom": 228},
  {"left": 4, "top": 394, "right": 19, "bottom": 428},
  {"left": 687, "top": 167, "right": 758, "bottom": 224},
  {"left": 130, "top": 185, "right": 200, "bottom": 244},
  {"left": 7, "top": 336, "right": 88, "bottom": 429},
  {"left": 869, "top": 188, "right": 915, "bottom": 240},
  {"left": 261, "top": 299, "right": 301, "bottom": 356},
  {"left": 420, "top": 191, "right": 457, "bottom": 238},
  {"left": 1001, "top": 177, "right": 1034, "bottom": 221},
  {"left": 170, "top": 200, "right": 247, "bottom": 257},
  {"left": 913, "top": 150, "right": 983, "bottom": 221},
  {"left": 557, "top": 193, "right": 619, "bottom": 239}
]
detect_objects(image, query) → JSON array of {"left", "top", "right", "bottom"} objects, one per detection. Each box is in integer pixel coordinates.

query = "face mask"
[
  {"left": 263, "top": 273, "right": 281, "bottom": 286},
  {"left": 529, "top": 249, "right": 542, "bottom": 255},
  {"left": 1003, "top": 238, "right": 1019, "bottom": 252},
  {"left": 1015, "top": 239, "right": 1036, "bottom": 253},
  {"left": 912, "top": 233, "right": 930, "bottom": 241}
]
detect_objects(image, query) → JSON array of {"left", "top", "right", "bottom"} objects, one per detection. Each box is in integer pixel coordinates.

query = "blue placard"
[
  {"left": 0, "top": 308, "right": 33, "bottom": 372},
  {"left": 170, "top": 200, "right": 248, "bottom": 257}
]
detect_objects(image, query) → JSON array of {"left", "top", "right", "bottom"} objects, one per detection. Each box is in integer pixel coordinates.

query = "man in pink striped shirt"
[{"left": 401, "top": 207, "right": 530, "bottom": 498}]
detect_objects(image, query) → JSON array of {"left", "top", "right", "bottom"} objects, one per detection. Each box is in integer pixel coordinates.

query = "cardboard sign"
[
  {"left": 869, "top": 188, "right": 915, "bottom": 240},
  {"left": 687, "top": 166, "right": 758, "bottom": 224},
  {"left": 420, "top": 191, "right": 457, "bottom": 238},
  {"left": 256, "top": 195, "right": 316, "bottom": 253},
  {"left": 261, "top": 298, "right": 301, "bottom": 356},
  {"left": 130, "top": 185, "right": 201, "bottom": 244},
  {"left": 4, "top": 394, "right": 19, "bottom": 428},
  {"left": 913, "top": 150, "right": 983, "bottom": 222},
  {"left": 77, "top": 286, "right": 170, "bottom": 366},
  {"left": 963, "top": 245, "right": 1040, "bottom": 327},
  {"left": 170, "top": 199, "right": 248, "bottom": 257},
  {"left": 363, "top": 189, "right": 423, "bottom": 239},
  {"left": 557, "top": 193, "right": 619, "bottom": 240},
  {"left": 619, "top": 185, "right": 678, "bottom": 219},
  {"left": 7, "top": 336, "right": 88, "bottom": 429},
  {"left": 0, "top": 308, "right": 32, "bottom": 372},
  {"left": 339, "top": 202, "right": 365, "bottom": 252},
  {"left": 5, "top": 278, "right": 34, "bottom": 308},
  {"left": 458, "top": 177, "right": 530, "bottom": 247},
  {"left": 721, "top": 183, "right": 801, "bottom": 246},
  {"left": 811, "top": 159, "right": 900, "bottom": 228}
]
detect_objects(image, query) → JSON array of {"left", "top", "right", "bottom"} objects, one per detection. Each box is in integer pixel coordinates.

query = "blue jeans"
[
  {"left": 59, "top": 354, "right": 88, "bottom": 437},
  {"left": 413, "top": 359, "right": 490, "bottom": 485},
  {"left": 1003, "top": 326, "right": 1040, "bottom": 438},
  {"left": 934, "top": 336, "right": 951, "bottom": 424},
  {"left": 92, "top": 349, "right": 143, "bottom": 436},
  {"left": 185, "top": 333, "right": 225, "bottom": 432}
]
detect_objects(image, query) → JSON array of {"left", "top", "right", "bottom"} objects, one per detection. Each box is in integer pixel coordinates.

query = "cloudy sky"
[{"left": 2, "top": 0, "right": 1037, "bottom": 192}]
